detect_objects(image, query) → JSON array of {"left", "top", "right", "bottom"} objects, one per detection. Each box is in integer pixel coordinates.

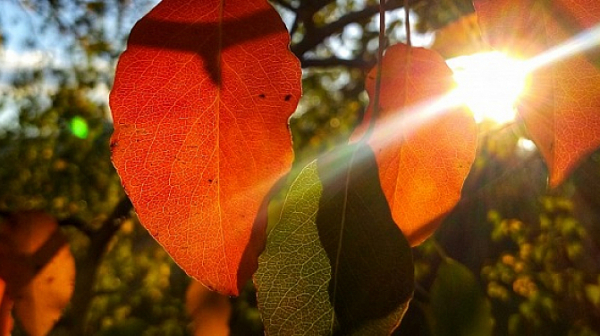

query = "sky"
[{"left": 0, "top": 0, "right": 157, "bottom": 128}]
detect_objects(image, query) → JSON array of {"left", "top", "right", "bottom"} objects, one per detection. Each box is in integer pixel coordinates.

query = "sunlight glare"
[
  {"left": 447, "top": 52, "right": 528, "bottom": 124},
  {"left": 525, "top": 24, "right": 600, "bottom": 72}
]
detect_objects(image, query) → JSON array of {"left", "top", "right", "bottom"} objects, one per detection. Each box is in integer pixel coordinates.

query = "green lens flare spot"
[{"left": 70, "top": 116, "right": 89, "bottom": 139}]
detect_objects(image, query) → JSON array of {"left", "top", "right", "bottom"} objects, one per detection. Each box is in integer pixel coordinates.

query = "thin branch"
[
  {"left": 360, "top": 0, "right": 386, "bottom": 142},
  {"left": 290, "top": 14, "right": 300, "bottom": 37},
  {"left": 404, "top": 0, "right": 411, "bottom": 46},
  {"left": 431, "top": 240, "right": 450, "bottom": 260},
  {"left": 58, "top": 216, "right": 94, "bottom": 237},
  {"left": 300, "top": 56, "right": 374, "bottom": 69},
  {"left": 103, "top": 196, "right": 133, "bottom": 230},
  {"left": 92, "top": 289, "right": 121, "bottom": 297}
]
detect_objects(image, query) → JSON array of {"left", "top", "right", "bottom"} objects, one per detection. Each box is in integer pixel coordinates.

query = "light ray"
[
  {"left": 524, "top": 24, "right": 600, "bottom": 72},
  {"left": 360, "top": 91, "right": 464, "bottom": 146}
]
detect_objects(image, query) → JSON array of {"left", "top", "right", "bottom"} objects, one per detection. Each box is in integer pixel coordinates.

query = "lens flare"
[{"left": 447, "top": 52, "right": 529, "bottom": 124}]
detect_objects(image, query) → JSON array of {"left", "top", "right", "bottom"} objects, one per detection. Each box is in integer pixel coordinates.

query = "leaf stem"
[
  {"left": 404, "top": 0, "right": 411, "bottom": 46},
  {"left": 431, "top": 239, "right": 450, "bottom": 261},
  {"left": 360, "top": 0, "right": 386, "bottom": 142}
]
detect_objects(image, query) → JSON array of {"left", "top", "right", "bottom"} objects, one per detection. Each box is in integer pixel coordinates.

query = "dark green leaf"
[
  {"left": 429, "top": 259, "right": 493, "bottom": 336},
  {"left": 255, "top": 143, "right": 414, "bottom": 335}
]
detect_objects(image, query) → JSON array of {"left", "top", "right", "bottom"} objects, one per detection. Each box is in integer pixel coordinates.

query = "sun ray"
[{"left": 525, "top": 24, "right": 600, "bottom": 72}]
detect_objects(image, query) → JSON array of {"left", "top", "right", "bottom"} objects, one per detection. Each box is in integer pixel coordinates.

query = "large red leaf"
[
  {"left": 110, "top": 0, "right": 301, "bottom": 295},
  {"left": 474, "top": 0, "right": 600, "bottom": 187},
  {"left": 352, "top": 44, "right": 477, "bottom": 246}
]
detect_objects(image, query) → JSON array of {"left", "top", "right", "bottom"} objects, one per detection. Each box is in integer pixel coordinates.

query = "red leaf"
[
  {"left": 474, "top": 0, "right": 600, "bottom": 186},
  {"left": 352, "top": 44, "right": 477, "bottom": 246},
  {"left": 110, "top": 0, "right": 301, "bottom": 295},
  {"left": 431, "top": 13, "right": 489, "bottom": 59}
]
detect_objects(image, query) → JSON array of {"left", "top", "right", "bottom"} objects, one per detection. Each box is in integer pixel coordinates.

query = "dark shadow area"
[
  {"left": 127, "top": 5, "right": 286, "bottom": 84},
  {"left": 315, "top": 143, "right": 414, "bottom": 334}
]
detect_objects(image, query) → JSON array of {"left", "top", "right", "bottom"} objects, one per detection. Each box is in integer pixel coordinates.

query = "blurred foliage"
[
  {"left": 0, "top": 86, "right": 121, "bottom": 222},
  {"left": 291, "top": 67, "right": 365, "bottom": 162},
  {"left": 1, "top": 0, "right": 600, "bottom": 335},
  {"left": 82, "top": 221, "right": 189, "bottom": 336},
  {"left": 483, "top": 197, "right": 600, "bottom": 335}
]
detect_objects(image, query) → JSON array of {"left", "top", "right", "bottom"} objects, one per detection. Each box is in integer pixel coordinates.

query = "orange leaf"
[
  {"left": 186, "top": 280, "right": 231, "bottom": 336},
  {"left": 0, "top": 212, "right": 75, "bottom": 336},
  {"left": 352, "top": 44, "right": 477, "bottom": 246},
  {"left": 474, "top": 0, "right": 600, "bottom": 186},
  {"left": 110, "top": 0, "right": 301, "bottom": 295},
  {"left": 431, "top": 13, "right": 489, "bottom": 59}
]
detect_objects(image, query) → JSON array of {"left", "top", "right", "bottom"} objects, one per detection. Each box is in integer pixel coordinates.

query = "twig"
[
  {"left": 300, "top": 56, "right": 374, "bottom": 69},
  {"left": 360, "top": 0, "right": 386, "bottom": 141},
  {"left": 404, "top": 0, "right": 411, "bottom": 46},
  {"left": 290, "top": 14, "right": 300, "bottom": 37},
  {"left": 431, "top": 240, "right": 450, "bottom": 260},
  {"left": 58, "top": 216, "right": 94, "bottom": 237}
]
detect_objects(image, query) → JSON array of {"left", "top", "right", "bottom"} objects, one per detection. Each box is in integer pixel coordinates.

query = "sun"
[{"left": 446, "top": 52, "right": 529, "bottom": 124}]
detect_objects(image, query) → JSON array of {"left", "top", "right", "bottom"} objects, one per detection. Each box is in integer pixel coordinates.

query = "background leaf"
[
  {"left": 255, "top": 144, "right": 414, "bottom": 335},
  {"left": 0, "top": 212, "right": 75, "bottom": 336},
  {"left": 109, "top": 0, "right": 301, "bottom": 295},
  {"left": 186, "top": 280, "right": 231, "bottom": 336},
  {"left": 474, "top": 0, "right": 600, "bottom": 186},
  {"left": 429, "top": 258, "right": 494, "bottom": 336},
  {"left": 352, "top": 44, "right": 478, "bottom": 246}
]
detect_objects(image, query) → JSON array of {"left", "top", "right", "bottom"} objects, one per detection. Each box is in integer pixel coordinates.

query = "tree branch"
[
  {"left": 291, "top": 0, "right": 421, "bottom": 57},
  {"left": 65, "top": 195, "right": 133, "bottom": 335}
]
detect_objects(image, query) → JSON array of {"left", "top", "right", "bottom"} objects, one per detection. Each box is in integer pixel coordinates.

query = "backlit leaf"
[
  {"left": 0, "top": 212, "right": 75, "bottom": 336},
  {"left": 432, "top": 13, "right": 489, "bottom": 59},
  {"left": 474, "top": 0, "right": 600, "bottom": 186},
  {"left": 110, "top": 0, "right": 301, "bottom": 295},
  {"left": 255, "top": 144, "right": 414, "bottom": 335},
  {"left": 352, "top": 44, "right": 477, "bottom": 246}
]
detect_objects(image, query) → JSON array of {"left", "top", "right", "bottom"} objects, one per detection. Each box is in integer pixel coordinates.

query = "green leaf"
[
  {"left": 255, "top": 143, "right": 414, "bottom": 335},
  {"left": 429, "top": 259, "right": 493, "bottom": 336}
]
